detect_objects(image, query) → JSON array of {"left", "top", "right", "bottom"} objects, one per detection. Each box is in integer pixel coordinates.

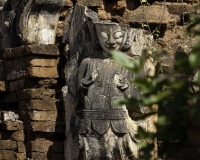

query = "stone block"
[
  {"left": 27, "top": 140, "right": 63, "bottom": 153},
  {"left": 0, "top": 70, "right": 6, "bottom": 81},
  {"left": 16, "top": 153, "right": 26, "bottom": 160},
  {"left": 0, "top": 140, "right": 17, "bottom": 150},
  {"left": 1, "top": 121, "right": 24, "bottom": 131},
  {"left": 5, "top": 56, "right": 61, "bottom": 71},
  {"left": 6, "top": 67, "right": 59, "bottom": 81},
  {"left": 76, "top": 0, "right": 102, "bottom": 6},
  {"left": 18, "top": 98, "right": 62, "bottom": 111},
  {"left": 0, "top": 81, "right": 5, "bottom": 92},
  {"left": 0, "top": 150, "right": 15, "bottom": 160},
  {"left": 11, "top": 131, "right": 25, "bottom": 142},
  {"left": 64, "top": 0, "right": 73, "bottom": 6},
  {"left": 27, "top": 152, "right": 46, "bottom": 160},
  {"left": 17, "top": 142, "right": 26, "bottom": 153},
  {"left": 1, "top": 88, "right": 56, "bottom": 103},
  {"left": 25, "top": 122, "right": 64, "bottom": 133},
  {"left": 3, "top": 45, "right": 59, "bottom": 59},
  {"left": 163, "top": 2, "right": 196, "bottom": 15},
  {"left": 18, "top": 99, "right": 62, "bottom": 111},
  {"left": 19, "top": 111, "right": 63, "bottom": 121},
  {"left": 24, "top": 132, "right": 65, "bottom": 142},
  {"left": 128, "top": 5, "right": 180, "bottom": 25},
  {"left": 3, "top": 111, "right": 19, "bottom": 121},
  {"left": 27, "top": 152, "right": 64, "bottom": 160},
  {"left": 9, "top": 78, "right": 57, "bottom": 92}
]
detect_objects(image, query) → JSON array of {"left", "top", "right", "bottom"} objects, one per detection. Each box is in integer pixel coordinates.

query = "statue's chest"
[{"left": 85, "top": 60, "right": 127, "bottom": 106}]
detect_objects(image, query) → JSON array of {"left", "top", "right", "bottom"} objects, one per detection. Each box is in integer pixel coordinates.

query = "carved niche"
[
  {"left": 62, "top": 4, "right": 157, "bottom": 160},
  {"left": 0, "top": 0, "right": 65, "bottom": 48}
]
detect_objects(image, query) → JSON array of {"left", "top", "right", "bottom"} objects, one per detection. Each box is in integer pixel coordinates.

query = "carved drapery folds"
[
  {"left": 63, "top": 4, "right": 157, "bottom": 160},
  {"left": 0, "top": 0, "right": 65, "bottom": 48}
]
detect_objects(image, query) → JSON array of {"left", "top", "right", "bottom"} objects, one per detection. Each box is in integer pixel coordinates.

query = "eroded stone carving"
[
  {"left": 63, "top": 4, "right": 157, "bottom": 160},
  {"left": 0, "top": 0, "right": 65, "bottom": 48}
]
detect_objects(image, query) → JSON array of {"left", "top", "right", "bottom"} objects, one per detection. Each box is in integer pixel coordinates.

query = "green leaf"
[
  {"left": 130, "top": 78, "right": 153, "bottom": 93},
  {"left": 157, "top": 116, "right": 167, "bottom": 126},
  {"left": 170, "top": 80, "right": 185, "bottom": 89},
  {"left": 189, "top": 52, "right": 200, "bottom": 68},
  {"left": 112, "top": 98, "right": 139, "bottom": 107},
  {"left": 141, "top": 90, "right": 172, "bottom": 105},
  {"left": 110, "top": 50, "right": 143, "bottom": 71}
]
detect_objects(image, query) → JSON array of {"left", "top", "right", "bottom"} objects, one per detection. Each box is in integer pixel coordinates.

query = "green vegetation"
[{"left": 111, "top": 13, "right": 200, "bottom": 159}]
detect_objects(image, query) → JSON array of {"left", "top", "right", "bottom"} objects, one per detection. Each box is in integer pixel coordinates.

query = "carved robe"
[{"left": 77, "top": 57, "right": 143, "bottom": 160}]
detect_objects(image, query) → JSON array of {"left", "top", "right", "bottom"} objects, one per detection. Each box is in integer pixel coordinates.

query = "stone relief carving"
[
  {"left": 0, "top": 0, "right": 65, "bottom": 48},
  {"left": 63, "top": 4, "right": 157, "bottom": 160}
]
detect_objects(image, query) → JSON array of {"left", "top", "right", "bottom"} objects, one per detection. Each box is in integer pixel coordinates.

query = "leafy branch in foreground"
[{"left": 111, "top": 19, "right": 200, "bottom": 158}]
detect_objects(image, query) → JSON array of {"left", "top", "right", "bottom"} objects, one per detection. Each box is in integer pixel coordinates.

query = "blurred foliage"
[{"left": 111, "top": 12, "right": 200, "bottom": 159}]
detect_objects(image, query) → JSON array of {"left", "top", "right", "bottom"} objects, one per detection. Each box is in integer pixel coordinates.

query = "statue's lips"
[{"left": 106, "top": 45, "right": 117, "bottom": 50}]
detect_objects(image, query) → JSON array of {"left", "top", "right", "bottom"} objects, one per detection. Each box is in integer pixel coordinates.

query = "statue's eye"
[
  {"left": 100, "top": 32, "right": 108, "bottom": 40},
  {"left": 114, "top": 32, "right": 123, "bottom": 39}
]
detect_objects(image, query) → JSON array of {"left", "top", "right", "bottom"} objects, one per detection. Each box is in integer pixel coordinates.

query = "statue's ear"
[
  {"left": 86, "top": 16, "right": 101, "bottom": 49},
  {"left": 121, "top": 28, "right": 135, "bottom": 51}
]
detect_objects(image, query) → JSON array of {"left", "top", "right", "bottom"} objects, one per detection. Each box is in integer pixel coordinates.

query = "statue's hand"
[
  {"left": 114, "top": 72, "right": 129, "bottom": 90},
  {"left": 62, "top": 86, "right": 68, "bottom": 97},
  {"left": 81, "top": 62, "right": 99, "bottom": 88}
]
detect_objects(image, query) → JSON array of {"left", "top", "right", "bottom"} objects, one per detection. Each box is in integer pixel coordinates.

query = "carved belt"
[{"left": 83, "top": 110, "right": 129, "bottom": 120}]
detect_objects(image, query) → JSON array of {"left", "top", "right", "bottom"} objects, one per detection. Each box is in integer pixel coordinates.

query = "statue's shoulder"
[{"left": 81, "top": 57, "right": 100, "bottom": 65}]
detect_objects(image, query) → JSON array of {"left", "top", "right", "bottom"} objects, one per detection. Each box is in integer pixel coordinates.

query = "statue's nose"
[{"left": 108, "top": 36, "right": 115, "bottom": 45}]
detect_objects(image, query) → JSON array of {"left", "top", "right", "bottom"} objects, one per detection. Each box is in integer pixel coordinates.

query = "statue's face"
[{"left": 95, "top": 23, "right": 126, "bottom": 53}]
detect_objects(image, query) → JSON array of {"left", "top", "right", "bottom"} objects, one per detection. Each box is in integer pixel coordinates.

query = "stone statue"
[
  {"left": 77, "top": 22, "right": 142, "bottom": 160},
  {"left": 62, "top": 5, "right": 157, "bottom": 160}
]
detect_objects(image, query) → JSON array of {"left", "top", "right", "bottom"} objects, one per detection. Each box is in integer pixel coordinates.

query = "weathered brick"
[
  {"left": 163, "top": 2, "right": 196, "bottom": 15},
  {"left": 0, "top": 70, "right": 6, "bottom": 81},
  {"left": 19, "top": 111, "right": 63, "bottom": 121},
  {"left": 128, "top": 5, "right": 180, "bottom": 25},
  {"left": 1, "top": 88, "right": 56, "bottom": 103},
  {"left": 0, "top": 81, "right": 5, "bottom": 92},
  {"left": 11, "top": 131, "right": 25, "bottom": 141},
  {"left": 17, "top": 142, "right": 26, "bottom": 153},
  {"left": 76, "top": 0, "right": 102, "bottom": 6},
  {"left": 16, "top": 153, "right": 26, "bottom": 160},
  {"left": 6, "top": 67, "right": 59, "bottom": 81},
  {"left": 0, "top": 140, "right": 17, "bottom": 150},
  {"left": 25, "top": 122, "right": 64, "bottom": 133},
  {"left": 0, "top": 150, "right": 15, "bottom": 160},
  {"left": 19, "top": 99, "right": 62, "bottom": 111},
  {"left": 28, "top": 152, "right": 45, "bottom": 160},
  {"left": 64, "top": 0, "right": 73, "bottom": 6},
  {"left": 27, "top": 140, "right": 63, "bottom": 153},
  {"left": 24, "top": 132, "right": 65, "bottom": 142},
  {"left": 3, "top": 45, "right": 59, "bottom": 59},
  {"left": 8, "top": 78, "right": 57, "bottom": 92},
  {"left": 1, "top": 121, "right": 24, "bottom": 131},
  {"left": 27, "top": 152, "right": 64, "bottom": 160},
  {"left": 5, "top": 56, "right": 61, "bottom": 71}
]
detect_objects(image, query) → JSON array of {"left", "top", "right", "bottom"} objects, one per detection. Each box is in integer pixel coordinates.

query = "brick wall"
[{"left": 0, "top": 45, "right": 66, "bottom": 160}]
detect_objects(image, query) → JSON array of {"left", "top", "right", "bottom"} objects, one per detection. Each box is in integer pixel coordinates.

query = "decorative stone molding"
[{"left": 1, "top": 0, "right": 65, "bottom": 48}]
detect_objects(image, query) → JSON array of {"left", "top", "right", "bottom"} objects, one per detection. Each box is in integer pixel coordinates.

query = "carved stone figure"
[
  {"left": 63, "top": 5, "right": 156, "bottom": 160},
  {"left": 77, "top": 22, "right": 143, "bottom": 160}
]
